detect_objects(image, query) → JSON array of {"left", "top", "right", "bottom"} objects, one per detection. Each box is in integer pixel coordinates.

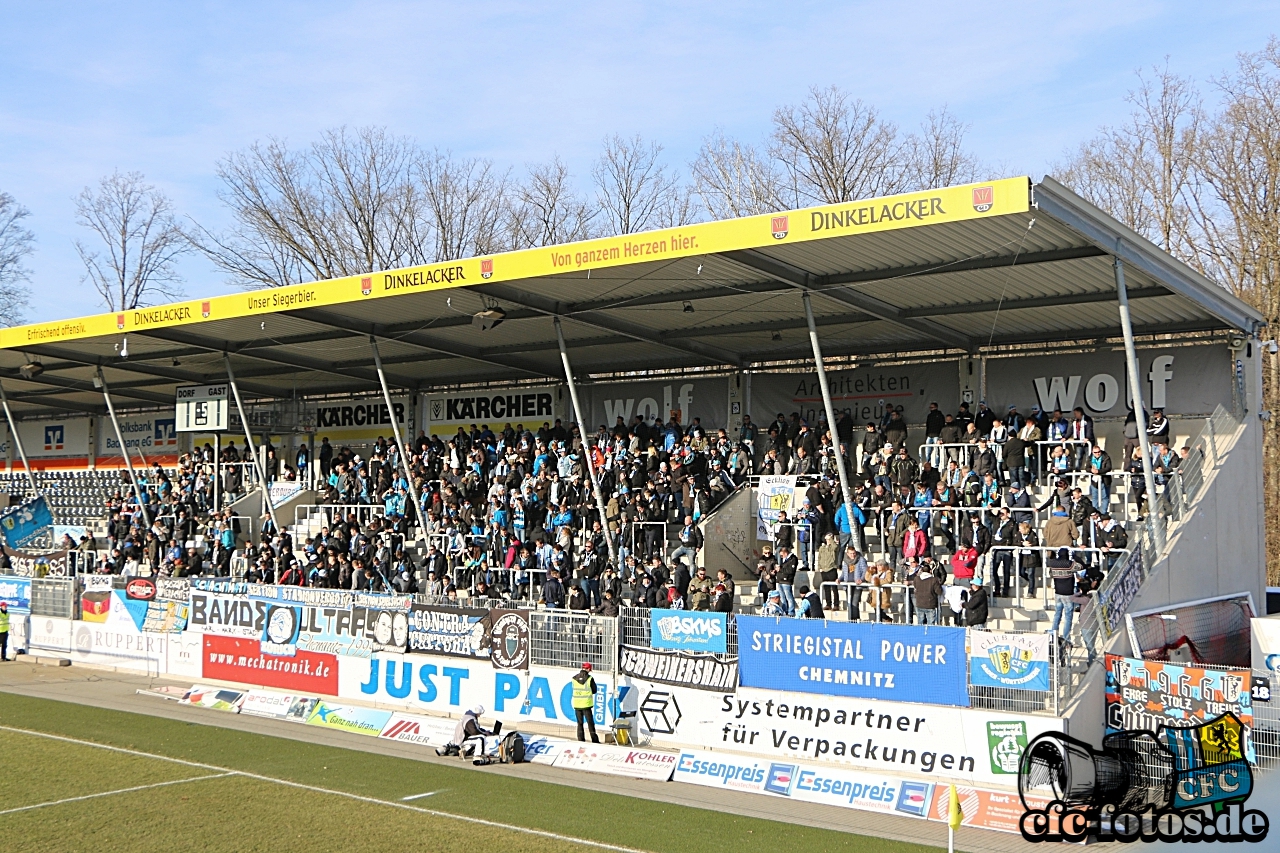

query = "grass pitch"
[{"left": 0, "top": 692, "right": 939, "bottom": 853}]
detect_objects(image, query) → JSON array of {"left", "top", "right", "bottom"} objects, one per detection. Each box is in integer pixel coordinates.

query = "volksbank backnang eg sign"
[{"left": 650, "top": 610, "right": 728, "bottom": 654}]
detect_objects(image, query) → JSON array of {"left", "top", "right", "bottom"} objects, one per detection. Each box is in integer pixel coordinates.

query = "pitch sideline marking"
[
  {"left": 0, "top": 772, "right": 234, "bottom": 816},
  {"left": 402, "top": 790, "right": 442, "bottom": 801},
  {"left": 0, "top": 725, "right": 647, "bottom": 852}
]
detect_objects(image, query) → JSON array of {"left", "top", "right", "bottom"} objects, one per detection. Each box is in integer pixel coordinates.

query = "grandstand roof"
[{"left": 0, "top": 176, "right": 1264, "bottom": 418}]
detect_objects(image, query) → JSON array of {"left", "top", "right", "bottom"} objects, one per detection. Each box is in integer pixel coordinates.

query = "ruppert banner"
[
  {"left": 736, "top": 616, "right": 968, "bottom": 706},
  {"left": 649, "top": 609, "right": 728, "bottom": 653}
]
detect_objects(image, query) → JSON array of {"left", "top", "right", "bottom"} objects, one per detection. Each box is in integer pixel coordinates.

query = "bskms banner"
[
  {"left": 968, "top": 631, "right": 1051, "bottom": 692},
  {"left": 736, "top": 616, "right": 968, "bottom": 706},
  {"left": 650, "top": 609, "right": 728, "bottom": 653}
]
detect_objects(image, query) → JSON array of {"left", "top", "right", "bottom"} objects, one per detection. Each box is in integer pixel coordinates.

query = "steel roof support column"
[
  {"left": 554, "top": 317, "right": 618, "bottom": 570},
  {"left": 1115, "top": 256, "right": 1163, "bottom": 551},
  {"left": 0, "top": 381, "right": 44, "bottom": 504},
  {"left": 96, "top": 369, "right": 148, "bottom": 528},
  {"left": 802, "top": 290, "right": 857, "bottom": 552},
  {"left": 224, "top": 356, "right": 281, "bottom": 544},
  {"left": 370, "top": 336, "right": 422, "bottom": 543}
]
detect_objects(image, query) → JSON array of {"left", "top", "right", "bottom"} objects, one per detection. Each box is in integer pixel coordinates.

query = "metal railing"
[
  {"left": 528, "top": 610, "right": 616, "bottom": 671},
  {"left": 986, "top": 545, "right": 1132, "bottom": 608}
]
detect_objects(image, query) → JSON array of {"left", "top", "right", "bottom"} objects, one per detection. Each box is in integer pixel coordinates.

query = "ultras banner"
[
  {"left": 407, "top": 604, "right": 490, "bottom": 658},
  {"left": 188, "top": 580, "right": 409, "bottom": 657},
  {"left": 619, "top": 646, "right": 738, "bottom": 691},
  {"left": 736, "top": 616, "right": 968, "bottom": 706}
]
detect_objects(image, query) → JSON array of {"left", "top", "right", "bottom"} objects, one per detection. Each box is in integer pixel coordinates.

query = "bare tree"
[
  {"left": 592, "top": 134, "right": 695, "bottom": 235},
  {"left": 417, "top": 150, "right": 512, "bottom": 259},
  {"left": 691, "top": 130, "right": 784, "bottom": 219},
  {"left": 769, "top": 86, "right": 905, "bottom": 205},
  {"left": 1056, "top": 66, "right": 1204, "bottom": 263},
  {"left": 0, "top": 191, "right": 33, "bottom": 325},
  {"left": 899, "top": 108, "right": 988, "bottom": 191},
  {"left": 509, "top": 158, "right": 596, "bottom": 248},
  {"left": 192, "top": 127, "right": 429, "bottom": 288},
  {"left": 74, "top": 171, "right": 187, "bottom": 311}
]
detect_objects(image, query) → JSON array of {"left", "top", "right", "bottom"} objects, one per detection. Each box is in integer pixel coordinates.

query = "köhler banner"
[
  {"left": 650, "top": 609, "right": 728, "bottom": 654},
  {"left": 968, "top": 631, "right": 1051, "bottom": 692},
  {"left": 736, "top": 616, "right": 969, "bottom": 706}
]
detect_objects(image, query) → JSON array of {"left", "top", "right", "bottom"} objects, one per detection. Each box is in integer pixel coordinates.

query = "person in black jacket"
[
  {"left": 540, "top": 569, "right": 565, "bottom": 609},
  {"left": 711, "top": 583, "right": 734, "bottom": 613},
  {"left": 775, "top": 545, "right": 799, "bottom": 616},
  {"left": 963, "top": 578, "right": 988, "bottom": 626}
]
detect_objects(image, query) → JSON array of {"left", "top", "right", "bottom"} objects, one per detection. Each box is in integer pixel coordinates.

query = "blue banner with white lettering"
[
  {"left": 0, "top": 497, "right": 53, "bottom": 549},
  {"left": 736, "top": 616, "right": 969, "bottom": 707},
  {"left": 650, "top": 609, "right": 728, "bottom": 653},
  {"left": 0, "top": 576, "right": 31, "bottom": 611}
]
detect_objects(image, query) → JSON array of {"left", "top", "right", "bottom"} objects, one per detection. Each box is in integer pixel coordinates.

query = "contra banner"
[
  {"left": 1104, "top": 654, "right": 1256, "bottom": 763},
  {"left": 407, "top": 604, "right": 491, "bottom": 658},
  {"left": 968, "top": 631, "right": 1051, "bottom": 692},
  {"left": 736, "top": 616, "right": 968, "bottom": 706}
]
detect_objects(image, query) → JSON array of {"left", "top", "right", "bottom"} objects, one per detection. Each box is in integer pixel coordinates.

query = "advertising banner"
[
  {"left": 0, "top": 498, "right": 55, "bottom": 550},
  {"left": 3, "top": 544, "right": 69, "bottom": 577},
  {"left": 983, "top": 344, "right": 1231, "bottom": 419},
  {"left": 306, "top": 701, "right": 393, "bottom": 737},
  {"left": 619, "top": 646, "right": 738, "bottom": 692},
  {"left": 1105, "top": 654, "right": 1256, "bottom": 763},
  {"left": 311, "top": 395, "right": 411, "bottom": 444},
  {"left": 751, "top": 361, "right": 958, "bottom": 430},
  {"left": 202, "top": 634, "right": 338, "bottom": 695},
  {"left": 17, "top": 418, "right": 90, "bottom": 460},
  {"left": 338, "top": 652, "right": 615, "bottom": 732},
  {"left": 165, "top": 630, "right": 203, "bottom": 679},
  {"left": 425, "top": 386, "right": 561, "bottom": 437},
  {"left": 756, "top": 475, "right": 799, "bottom": 541},
  {"left": 736, "top": 616, "right": 968, "bottom": 706},
  {"left": 968, "top": 631, "right": 1051, "bottom": 692},
  {"left": 378, "top": 712, "right": 458, "bottom": 748},
  {"left": 99, "top": 412, "right": 180, "bottom": 457},
  {"left": 582, "top": 378, "right": 723, "bottom": 434},
  {"left": 0, "top": 576, "right": 31, "bottom": 611},
  {"left": 650, "top": 609, "right": 727, "bottom": 653},
  {"left": 181, "top": 685, "right": 244, "bottom": 712},
  {"left": 617, "top": 681, "right": 1059, "bottom": 787},
  {"left": 407, "top": 604, "right": 491, "bottom": 658},
  {"left": 238, "top": 690, "right": 319, "bottom": 722},
  {"left": 1251, "top": 617, "right": 1280, "bottom": 680},
  {"left": 926, "top": 785, "right": 1051, "bottom": 835},
  {"left": 68, "top": 618, "right": 168, "bottom": 672},
  {"left": 550, "top": 742, "right": 678, "bottom": 782},
  {"left": 672, "top": 748, "right": 931, "bottom": 819}
]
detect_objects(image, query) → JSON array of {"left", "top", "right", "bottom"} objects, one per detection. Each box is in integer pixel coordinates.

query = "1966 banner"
[{"left": 735, "top": 616, "right": 968, "bottom": 706}]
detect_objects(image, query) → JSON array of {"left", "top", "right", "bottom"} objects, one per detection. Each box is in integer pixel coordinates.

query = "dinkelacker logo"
[
  {"left": 972, "top": 186, "right": 994, "bottom": 212},
  {"left": 771, "top": 215, "right": 789, "bottom": 239},
  {"left": 1017, "top": 713, "right": 1268, "bottom": 843}
]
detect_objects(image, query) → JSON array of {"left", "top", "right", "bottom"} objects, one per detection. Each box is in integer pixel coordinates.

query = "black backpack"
[{"left": 498, "top": 731, "right": 525, "bottom": 764}]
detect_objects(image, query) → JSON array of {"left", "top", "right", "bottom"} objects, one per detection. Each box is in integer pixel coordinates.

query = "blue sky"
[{"left": 0, "top": 1, "right": 1273, "bottom": 324}]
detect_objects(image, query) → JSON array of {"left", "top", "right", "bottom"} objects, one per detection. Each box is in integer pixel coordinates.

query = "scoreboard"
[{"left": 175, "top": 384, "right": 229, "bottom": 432}]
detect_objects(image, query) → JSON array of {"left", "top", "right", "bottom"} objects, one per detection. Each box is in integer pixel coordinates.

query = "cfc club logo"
[
  {"left": 771, "top": 215, "right": 789, "bottom": 240},
  {"left": 972, "top": 186, "right": 994, "bottom": 213},
  {"left": 480, "top": 259, "right": 494, "bottom": 279},
  {"left": 361, "top": 276, "right": 373, "bottom": 296},
  {"left": 201, "top": 301, "right": 211, "bottom": 318}
]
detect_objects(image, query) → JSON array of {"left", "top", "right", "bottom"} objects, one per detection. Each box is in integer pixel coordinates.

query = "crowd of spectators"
[{"left": 85, "top": 393, "right": 1183, "bottom": 650}]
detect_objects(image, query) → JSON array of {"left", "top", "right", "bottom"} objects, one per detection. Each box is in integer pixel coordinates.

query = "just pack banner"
[
  {"left": 736, "top": 616, "right": 968, "bottom": 706},
  {"left": 968, "top": 631, "right": 1051, "bottom": 692},
  {"left": 619, "top": 646, "right": 738, "bottom": 691},
  {"left": 650, "top": 609, "right": 728, "bottom": 653},
  {"left": 0, "top": 497, "right": 54, "bottom": 549},
  {"left": 3, "top": 545, "right": 69, "bottom": 577},
  {"left": 1104, "top": 654, "right": 1256, "bottom": 763},
  {"left": 407, "top": 604, "right": 491, "bottom": 658},
  {"left": 619, "top": 681, "right": 1061, "bottom": 787}
]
